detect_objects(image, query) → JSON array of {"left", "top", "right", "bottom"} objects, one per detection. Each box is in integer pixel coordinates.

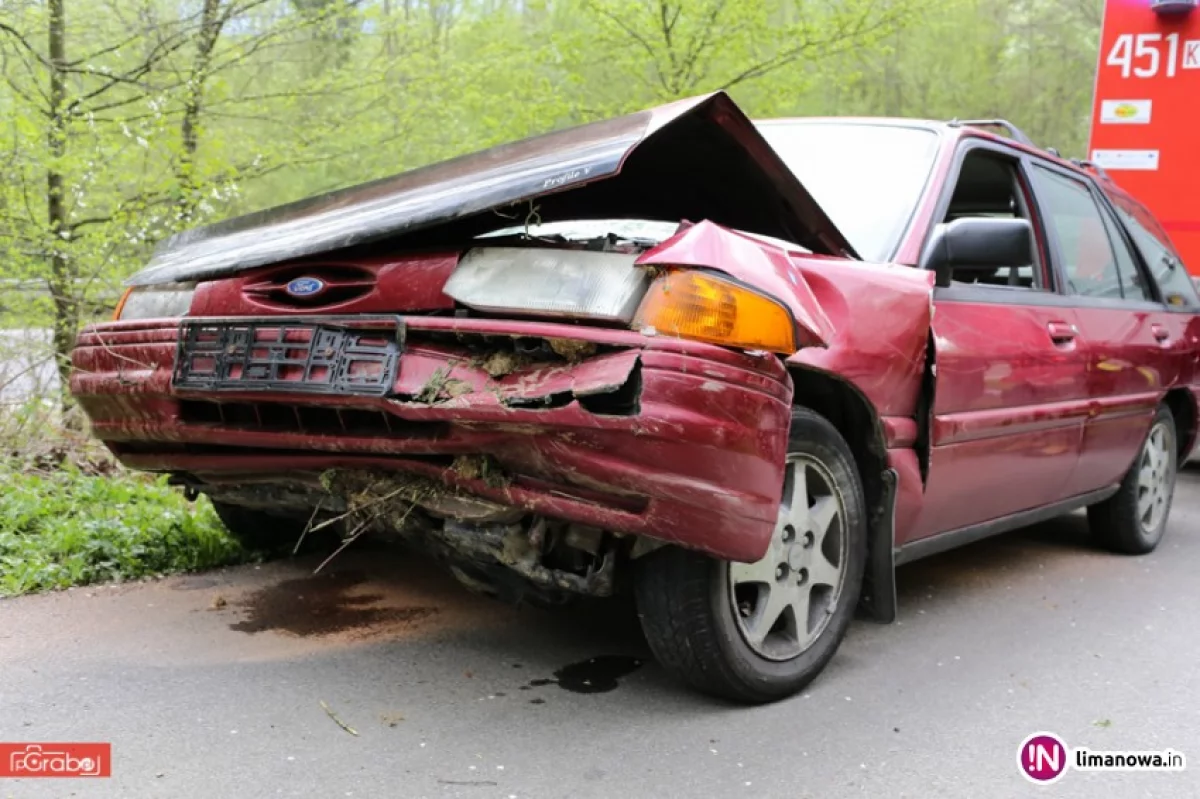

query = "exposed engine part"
[
  {"left": 564, "top": 524, "right": 604, "bottom": 555},
  {"left": 433, "top": 518, "right": 615, "bottom": 598},
  {"left": 481, "top": 227, "right": 666, "bottom": 256}
]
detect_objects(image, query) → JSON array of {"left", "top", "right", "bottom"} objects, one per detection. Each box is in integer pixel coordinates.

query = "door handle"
[
  {"left": 1151, "top": 323, "right": 1170, "bottom": 343},
  {"left": 1047, "top": 321, "right": 1078, "bottom": 344}
]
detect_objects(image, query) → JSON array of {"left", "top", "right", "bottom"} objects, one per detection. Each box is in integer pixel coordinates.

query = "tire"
[
  {"left": 211, "top": 501, "right": 329, "bottom": 554},
  {"left": 1087, "top": 405, "right": 1179, "bottom": 555},
  {"left": 634, "top": 407, "right": 868, "bottom": 704}
]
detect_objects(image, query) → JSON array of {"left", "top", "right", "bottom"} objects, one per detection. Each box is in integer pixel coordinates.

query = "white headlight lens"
[
  {"left": 443, "top": 248, "right": 650, "bottom": 323},
  {"left": 117, "top": 283, "right": 196, "bottom": 320}
]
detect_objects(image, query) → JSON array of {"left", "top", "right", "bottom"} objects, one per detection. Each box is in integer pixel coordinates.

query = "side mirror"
[{"left": 920, "top": 217, "right": 1035, "bottom": 288}]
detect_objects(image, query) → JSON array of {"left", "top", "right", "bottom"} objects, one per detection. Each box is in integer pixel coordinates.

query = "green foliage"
[{"left": 0, "top": 468, "right": 248, "bottom": 596}]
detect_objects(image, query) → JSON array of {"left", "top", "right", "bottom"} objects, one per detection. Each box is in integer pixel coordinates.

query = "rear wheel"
[
  {"left": 211, "top": 501, "right": 327, "bottom": 554},
  {"left": 634, "top": 407, "right": 867, "bottom": 704},
  {"left": 1087, "top": 405, "right": 1178, "bottom": 555}
]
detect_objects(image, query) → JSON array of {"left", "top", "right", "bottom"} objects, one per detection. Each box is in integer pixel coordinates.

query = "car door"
[
  {"left": 907, "top": 142, "right": 1091, "bottom": 541},
  {"left": 1025, "top": 163, "right": 1182, "bottom": 496},
  {"left": 1106, "top": 184, "right": 1200, "bottom": 394}
]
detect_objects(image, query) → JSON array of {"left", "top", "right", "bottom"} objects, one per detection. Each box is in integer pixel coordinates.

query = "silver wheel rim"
[
  {"left": 1137, "top": 421, "right": 1174, "bottom": 536},
  {"left": 728, "top": 454, "right": 848, "bottom": 661}
]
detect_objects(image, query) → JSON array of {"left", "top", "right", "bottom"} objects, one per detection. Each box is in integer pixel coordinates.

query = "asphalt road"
[{"left": 3, "top": 468, "right": 1200, "bottom": 799}]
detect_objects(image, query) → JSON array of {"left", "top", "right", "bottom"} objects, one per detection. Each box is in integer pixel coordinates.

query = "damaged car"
[{"left": 70, "top": 93, "right": 1200, "bottom": 703}]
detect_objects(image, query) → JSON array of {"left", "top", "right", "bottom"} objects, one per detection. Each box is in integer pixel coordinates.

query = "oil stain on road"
[{"left": 228, "top": 568, "right": 440, "bottom": 638}]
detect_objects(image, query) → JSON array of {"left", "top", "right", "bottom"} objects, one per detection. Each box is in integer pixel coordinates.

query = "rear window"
[{"left": 1107, "top": 190, "right": 1200, "bottom": 309}]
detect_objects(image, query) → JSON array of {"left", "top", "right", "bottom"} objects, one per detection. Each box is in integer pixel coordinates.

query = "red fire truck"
[{"left": 1089, "top": 0, "right": 1200, "bottom": 284}]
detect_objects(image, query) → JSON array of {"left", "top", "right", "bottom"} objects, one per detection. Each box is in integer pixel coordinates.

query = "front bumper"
[{"left": 71, "top": 316, "right": 794, "bottom": 562}]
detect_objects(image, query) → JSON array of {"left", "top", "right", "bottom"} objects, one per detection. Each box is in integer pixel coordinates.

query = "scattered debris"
[
  {"left": 415, "top": 366, "right": 452, "bottom": 403},
  {"left": 312, "top": 469, "right": 443, "bottom": 550},
  {"left": 477, "top": 351, "right": 530, "bottom": 378},
  {"left": 413, "top": 371, "right": 475, "bottom": 403},
  {"left": 442, "top": 378, "right": 474, "bottom": 398},
  {"left": 380, "top": 712, "right": 405, "bottom": 728},
  {"left": 548, "top": 338, "right": 597, "bottom": 363},
  {"left": 450, "top": 454, "right": 511, "bottom": 488},
  {"left": 210, "top": 594, "right": 227, "bottom": 610},
  {"left": 1093, "top": 718, "right": 1113, "bottom": 728},
  {"left": 319, "top": 700, "right": 358, "bottom": 737}
]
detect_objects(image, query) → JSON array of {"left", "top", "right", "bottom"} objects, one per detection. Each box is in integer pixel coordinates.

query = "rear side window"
[
  {"left": 1097, "top": 203, "right": 1153, "bottom": 301},
  {"left": 1107, "top": 192, "right": 1199, "bottom": 309},
  {"left": 1030, "top": 166, "right": 1138, "bottom": 300}
]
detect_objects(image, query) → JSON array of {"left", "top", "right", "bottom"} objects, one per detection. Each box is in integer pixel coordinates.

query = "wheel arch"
[
  {"left": 787, "top": 364, "right": 898, "bottom": 624},
  {"left": 1163, "top": 387, "right": 1197, "bottom": 459}
]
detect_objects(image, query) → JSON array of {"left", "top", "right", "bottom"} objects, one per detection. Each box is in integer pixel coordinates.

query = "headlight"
[
  {"left": 443, "top": 248, "right": 650, "bottom": 324},
  {"left": 633, "top": 270, "right": 797, "bottom": 354},
  {"left": 113, "top": 283, "right": 196, "bottom": 321}
]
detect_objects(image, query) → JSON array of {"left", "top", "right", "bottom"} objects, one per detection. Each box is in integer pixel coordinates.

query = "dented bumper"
[{"left": 71, "top": 316, "right": 794, "bottom": 562}]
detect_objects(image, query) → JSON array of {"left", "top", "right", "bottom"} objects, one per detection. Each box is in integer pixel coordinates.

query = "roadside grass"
[
  {"left": 0, "top": 408, "right": 253, "bottom": 597},
  {"left": 0, "top": 467, "right": 251, "bottom": 597},
  {"left": 0, "top": 304, "right": 256, "bottom": 597}
]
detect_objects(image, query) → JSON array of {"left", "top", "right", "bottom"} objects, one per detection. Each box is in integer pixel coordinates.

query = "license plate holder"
[{"left": 172, "top": 316, "right": 403, "bottom": 396}]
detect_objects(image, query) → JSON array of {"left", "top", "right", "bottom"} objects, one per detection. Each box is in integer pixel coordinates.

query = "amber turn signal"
[
  {"left": 633, "top": 270, "right": 797, "bottom": 354},
  {"left": 112, "top": 287, "right": 134, "bottom": 321}
]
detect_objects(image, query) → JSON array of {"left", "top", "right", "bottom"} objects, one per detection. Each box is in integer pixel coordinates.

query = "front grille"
[
  {"left": 242, "top": 264, "right": 376, "bottom": 310},
  {"left": 179, "top": 400, "right": 444, "bottom": 438}
]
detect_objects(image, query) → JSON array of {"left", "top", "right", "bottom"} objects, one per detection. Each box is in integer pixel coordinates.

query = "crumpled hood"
[{"left": 129, "top": 91, "right": 857, "bottom": 286}]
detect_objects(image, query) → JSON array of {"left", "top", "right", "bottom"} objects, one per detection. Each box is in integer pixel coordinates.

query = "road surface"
[{"left": 2, "top": 468, "right": 1200, "bottom": 798}]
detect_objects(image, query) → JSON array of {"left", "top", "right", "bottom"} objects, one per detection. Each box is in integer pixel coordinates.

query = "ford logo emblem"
[{"left": 285, "top": 277, "right": 326, "bottom": 297}]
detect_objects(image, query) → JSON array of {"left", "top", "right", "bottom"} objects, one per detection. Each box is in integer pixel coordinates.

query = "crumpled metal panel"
[{"left": 128, "top": 92, "right": 855, "bottom": 286}]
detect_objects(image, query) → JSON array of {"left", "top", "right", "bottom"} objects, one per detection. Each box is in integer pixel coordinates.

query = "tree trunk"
[
  {"left": 46, "top": 0, "right": 76, "bottom": 412},
  {"left": 177, "top": 0, "right": 224, "bottom": 225}
]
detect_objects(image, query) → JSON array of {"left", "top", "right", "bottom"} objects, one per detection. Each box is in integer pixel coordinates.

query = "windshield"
[{"left": 756, "top": 121, "right": 941, "bottom": 262}]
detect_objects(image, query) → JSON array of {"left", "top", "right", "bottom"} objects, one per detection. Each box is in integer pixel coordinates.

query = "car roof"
[{"left": 753, "top": 116, "right": 1091, "bottom": 176}]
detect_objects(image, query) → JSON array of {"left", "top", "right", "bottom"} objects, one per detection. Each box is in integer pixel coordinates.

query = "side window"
[
  {"left": 1030, "top": 166, "right": 1140, "bottom": 301},
  {"left": 1097, "top": 203, "right": 1153, "bottom": 301},
  {"left": 940, "top": 150, "right": 1042, "bottom": 289},
  {"left": 1109, "top": 193, "right": 1200, "bottom": 309}
]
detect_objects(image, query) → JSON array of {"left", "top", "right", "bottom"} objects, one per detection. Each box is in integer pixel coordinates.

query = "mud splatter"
[{"left": 229, "top": 569, "right": 437, "bottom": 637}]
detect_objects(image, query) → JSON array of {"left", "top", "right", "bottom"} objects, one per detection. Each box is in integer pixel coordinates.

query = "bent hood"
[{"left": 129, "top": 92, "right": 857, "bottom": 286}]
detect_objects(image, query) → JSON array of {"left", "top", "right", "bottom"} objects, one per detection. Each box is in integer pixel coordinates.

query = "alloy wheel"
[
  {"left": 1137, "top": 421, "right": 1175, "bottom": 536},
  {"left": 728, "top": 454, "right": 848, "bottom": 661}
]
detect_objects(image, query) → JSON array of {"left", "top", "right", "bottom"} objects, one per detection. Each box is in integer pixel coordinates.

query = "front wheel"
[
  {"left": 634, "top": 407, "right": 867, "bottom": 704},
  {"left": 1087, "top": 405, "right": 1178, "bottom": 555}
]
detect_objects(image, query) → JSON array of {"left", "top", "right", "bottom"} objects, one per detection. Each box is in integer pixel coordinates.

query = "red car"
[{"left": 71, "top": 93, "right": 1200, "bottom": 703}]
